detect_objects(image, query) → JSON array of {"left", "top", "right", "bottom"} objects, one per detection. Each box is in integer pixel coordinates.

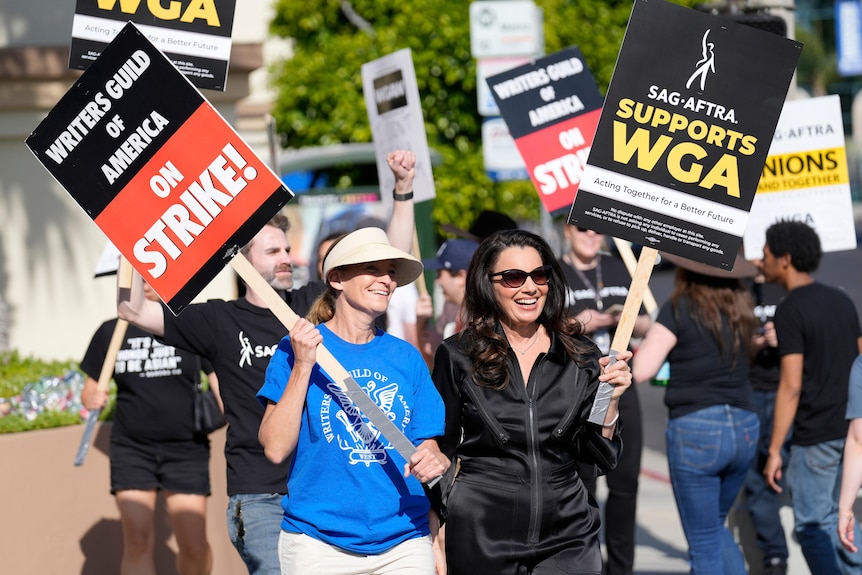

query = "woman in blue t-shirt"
[
  {"left": 633, "top": 252, "right": 760, "bottom": 575},
  {"left": 257, "top": 227, "right": 449, "bottom": 575}
]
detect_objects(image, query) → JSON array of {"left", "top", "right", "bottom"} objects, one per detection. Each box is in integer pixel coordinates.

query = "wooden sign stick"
[
  {"left": 230, "top": 254, "right": 387, "bottom": 386},
  {"left": 587, "top": 246, "right": 658, "bottom": 424},
  {"left": 74, "top": 258, "right": 132, "bottom": 466},
  {"left": 611, "top": 237, "right": 658, "bottom": 315},
  {"left": 412, "top": 230, "right": 428, "bottom": 297}
]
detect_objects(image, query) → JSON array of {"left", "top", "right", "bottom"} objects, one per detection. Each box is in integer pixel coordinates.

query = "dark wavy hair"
[
  {"left": 671, "top": 269, "right": 757, "bottom": 366},
  {"left": 460, "top": 229, "right": 590, "bottom": 390},
  {"left": 765, "top": 220, "right": 822, "bottom": 273}
]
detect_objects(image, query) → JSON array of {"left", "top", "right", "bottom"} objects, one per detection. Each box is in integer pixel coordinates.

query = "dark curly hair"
[
  {"left": 765, "top": 220, "right": 822, "bottom": 273},
  {"left": 459, "top": 229, "right": 591, "bottom": 390}
]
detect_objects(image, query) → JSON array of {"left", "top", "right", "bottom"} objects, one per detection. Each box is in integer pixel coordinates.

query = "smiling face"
[
  {"left": 329, "top": 259, "right": 398, "bottom": 319},
  {"left": 563, "top": 225, "right": 603, "bottom": 266},
  {"left": 490, "top": 247, "right": 548, "bottom": 329}
]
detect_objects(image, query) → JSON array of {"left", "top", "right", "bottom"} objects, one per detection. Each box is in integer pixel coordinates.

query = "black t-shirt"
[
  {"left": 282, "top": 284, "right": 326, "bottom": 320},
  {"left": 748, "top": 280, "right": 785, "bottom": 392},
  {"left": 775, "top": 282, "right": 861, "bottom": 445},
  {"left": 560, "top": 255, "right": 636, "bottom": 354},
  {"left": 163, "top": 281, "right": 326, "bottom": 496},
  {"left": 80, "top": 320, "right": 209, "bottom": 455},
  {"left": 657, "top": 295, "right": 754, "bottom": 419}
]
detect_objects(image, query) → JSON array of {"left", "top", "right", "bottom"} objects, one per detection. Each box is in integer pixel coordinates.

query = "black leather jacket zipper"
[{"left": 525, "top": 356, "right": 544, "bottom": 544}]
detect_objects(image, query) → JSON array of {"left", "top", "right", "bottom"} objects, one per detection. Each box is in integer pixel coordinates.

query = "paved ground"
[
  {"left": 616, "top": 234, "right": 862, "bottom": 575},
  {"left": 606, "top": 446, "right": 810, "bottom": 574}
]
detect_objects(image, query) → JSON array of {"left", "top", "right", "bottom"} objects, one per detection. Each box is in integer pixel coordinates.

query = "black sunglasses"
[{"left": 489, "top": 265, "right": 553, "bottom": 288}]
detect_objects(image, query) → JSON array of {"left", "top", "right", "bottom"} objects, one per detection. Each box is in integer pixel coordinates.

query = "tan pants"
[{"left": 277, "top": 531, "right": 435, "bottom": 575}]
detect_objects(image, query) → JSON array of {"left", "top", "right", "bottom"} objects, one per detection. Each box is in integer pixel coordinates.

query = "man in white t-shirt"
[{"left": 387, "top": 283, "right": 420, "bottom": 347}]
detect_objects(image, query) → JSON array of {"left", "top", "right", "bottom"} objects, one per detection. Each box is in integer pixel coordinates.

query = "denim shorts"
[{"left": 109, "top": 438, "right": 210, "bottom": 495}]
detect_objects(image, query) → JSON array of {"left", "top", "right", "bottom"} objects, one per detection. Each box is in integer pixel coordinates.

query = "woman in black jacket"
[{"left": 431, "top": 230, "right": 632, "bottom": 575}]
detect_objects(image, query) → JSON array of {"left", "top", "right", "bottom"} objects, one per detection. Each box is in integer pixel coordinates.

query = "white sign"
[
  {"left": 476, "top": 57, "right": 532, "bottom": 116},
  {"left": 361, "top": 49, "right": 436, "bottom": 205},
  {"left": 482, "top": 117, "right": 528, "bottom": 181},
  {"left": 470, "top": 1, "right": 542, "bottom": 58},
  {"left": 94, "top": 240, "right": 121, "bottom": 277},
  {"left": 743, "top": 95, "right": 857, "bottom": 258},
  {"left": 837, "top": 0, "right": 862, "bottom": 76}
]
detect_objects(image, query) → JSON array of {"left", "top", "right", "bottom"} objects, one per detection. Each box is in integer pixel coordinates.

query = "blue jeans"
[
  {"left": 226, "top": 493, "right": 284, "bottom": 575},
  {"left": 743, "top": 390, "right": 790, "bottom": 564},
  {"left": 787, "top": 440, "right": 862, "bottom": 575},
  {"left": 667, "top": 405, "right": 759, "bottom": 575}
]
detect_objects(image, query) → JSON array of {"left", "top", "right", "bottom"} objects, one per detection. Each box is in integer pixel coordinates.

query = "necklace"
[
  {"left": 565, "top": 254, "right": 604, "bottom": 311},
  {"left": 506, "top": 328, "right": 541, "bottom": 355}
]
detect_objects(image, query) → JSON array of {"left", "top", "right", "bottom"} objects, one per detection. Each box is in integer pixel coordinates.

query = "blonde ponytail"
[{"left": 306, "top": 287, "right": 338, "bottom": 324}]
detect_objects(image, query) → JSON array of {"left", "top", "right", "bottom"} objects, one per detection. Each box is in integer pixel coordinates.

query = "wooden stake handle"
[
  {"left": 229, "top": 253, "right": 365, "bottom": 393},
  {"left": 97, "top": 257, "right": 134, "bottom": 393},
  {"left": 609, "top": 247, "right": 658, "bottom": 354},
  {"left": 412, "top": 231, "right": 428, "bottom": 297},
  {"left": 611, "top": 238, "right": 658, "bottom": 315}
]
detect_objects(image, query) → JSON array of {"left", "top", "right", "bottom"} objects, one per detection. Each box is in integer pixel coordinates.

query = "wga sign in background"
[{"left": 70, "top": 0, "right": 237, "bottom": 90}]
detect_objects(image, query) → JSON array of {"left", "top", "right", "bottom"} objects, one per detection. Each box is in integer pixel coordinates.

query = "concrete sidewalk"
[{"left": 597, "top": 446, "right": 810, "bottom": 575}]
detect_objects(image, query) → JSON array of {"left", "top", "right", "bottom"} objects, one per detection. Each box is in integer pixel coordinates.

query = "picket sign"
[
  {"left": 574, "top": 1, "right": 801, "bottom": 423},
  {"left": 37, "top": 24, "right": 426, "bottom": 475}
]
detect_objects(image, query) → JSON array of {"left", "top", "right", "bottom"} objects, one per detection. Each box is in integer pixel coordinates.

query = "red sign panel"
[{"left": 514, "top": 109, "right": 601, "bottom": 214}]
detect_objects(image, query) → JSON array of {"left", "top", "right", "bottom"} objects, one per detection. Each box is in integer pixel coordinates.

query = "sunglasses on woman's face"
[{"left": 489, "top": 265, "right": 553, "bottom": 288}]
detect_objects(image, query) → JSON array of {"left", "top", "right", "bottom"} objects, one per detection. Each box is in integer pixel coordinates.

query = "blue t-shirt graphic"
[{"left": 257, "top": 323, "right": 444, "bottom": 554}]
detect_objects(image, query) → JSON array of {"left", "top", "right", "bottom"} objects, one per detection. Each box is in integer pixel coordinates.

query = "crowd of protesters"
[{"left": 84, "top": 176, "right": 862, "bottom": 575}]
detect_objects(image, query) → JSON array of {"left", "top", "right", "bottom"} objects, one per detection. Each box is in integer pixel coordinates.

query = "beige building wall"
[
  {"left": 0, "top": 423, "right": 246, "bottom": 574},
  {"left": 0, "top": 1, "right": 285, "bottom": 361}
]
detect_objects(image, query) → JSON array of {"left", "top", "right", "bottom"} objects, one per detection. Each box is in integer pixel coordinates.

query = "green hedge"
[{"left": 0, "top": 351, "right": 116, "bottom": 434}]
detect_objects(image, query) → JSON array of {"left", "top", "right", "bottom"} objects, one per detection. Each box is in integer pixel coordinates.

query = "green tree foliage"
[{"left": 269, "top": 0, "right": 701, "bottom": 233}]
